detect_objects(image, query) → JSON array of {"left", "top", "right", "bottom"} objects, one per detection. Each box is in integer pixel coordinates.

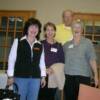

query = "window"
[{"left": 0, "top": 10, "right": 36, "bottom": 70}]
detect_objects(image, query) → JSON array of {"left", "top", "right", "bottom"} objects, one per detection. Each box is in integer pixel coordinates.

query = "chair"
[{"left": 78, "top": 84, "right": 100, "bottom": 100}]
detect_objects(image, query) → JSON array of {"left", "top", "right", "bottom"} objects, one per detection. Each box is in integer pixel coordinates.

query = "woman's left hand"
[{"left": 41, "top": 77, "right": 46, "bottom": 88}]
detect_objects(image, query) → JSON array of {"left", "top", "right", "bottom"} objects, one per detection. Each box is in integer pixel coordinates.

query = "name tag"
[
  {"left": 68, "top": 44, "right": 74, "bottom": 48},
  {"left": 33, "top": 47, "right": 40, "bottom": 51},
  {"left": 51, "top": 48, "right": 58, "bottom": 52}
]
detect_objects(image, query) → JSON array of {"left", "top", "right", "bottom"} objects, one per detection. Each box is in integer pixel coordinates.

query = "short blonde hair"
[{"left": 43, "top": 22, "right": 56, "bottom": 38}]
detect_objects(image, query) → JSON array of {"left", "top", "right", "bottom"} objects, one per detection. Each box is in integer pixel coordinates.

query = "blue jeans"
[{"left": 14, "top": 78, "right": 40, "bottom": 100}]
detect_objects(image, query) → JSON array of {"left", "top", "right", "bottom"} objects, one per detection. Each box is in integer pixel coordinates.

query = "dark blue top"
[{"left": 42, "top": 40, "right": 65, "bottom": 68}]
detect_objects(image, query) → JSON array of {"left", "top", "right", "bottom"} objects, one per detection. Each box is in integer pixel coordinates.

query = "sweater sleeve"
[{"left": 57, "top": 43, "right": 65, "bottom": 63}]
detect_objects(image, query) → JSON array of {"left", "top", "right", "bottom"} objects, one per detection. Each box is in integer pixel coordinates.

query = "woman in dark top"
[
  {"left": 7, "top": 18, "right": 46, "bottom": 100},
  {"left": 38, "top": 22, "right": 64, "bottom": 100}
]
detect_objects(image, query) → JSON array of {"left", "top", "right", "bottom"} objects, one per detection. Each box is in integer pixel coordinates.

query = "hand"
[
  {"left": 41, "top": 77, "right": 46, "bottom": 88},
  {"left": 94, "top": 75, "right": 99, "bottom": 88},
  {"left": 7, "top": 77, "right": 14, "bottom": 86},
  {"left": 46, "top": 68, "right": 54, "bottom": 75}
]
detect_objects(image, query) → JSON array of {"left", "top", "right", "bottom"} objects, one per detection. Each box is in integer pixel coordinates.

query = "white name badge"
[
  {"left": 68, "top": 44, "right": 74, "bottom": 48},
  {"left": 51, "top": 48, "right": 58, "bottom": 52}
]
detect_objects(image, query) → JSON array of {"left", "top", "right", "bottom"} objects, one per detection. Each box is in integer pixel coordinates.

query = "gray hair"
[{"left": 71, "top": 19, "right": 84, "bottom": 30}]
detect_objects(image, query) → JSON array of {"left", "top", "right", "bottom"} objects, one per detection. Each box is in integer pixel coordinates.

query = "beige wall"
[{"left": 0, "top": 0, "right": 100, "bottom": 25}]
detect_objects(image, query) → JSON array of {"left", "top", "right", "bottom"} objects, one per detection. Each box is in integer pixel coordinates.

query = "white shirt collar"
[
  {"left": 20, "top": 35, "right": 41, "bottom": 49},
  {"left": 20, "top": 35, "right": 41, "bottom": 44}
]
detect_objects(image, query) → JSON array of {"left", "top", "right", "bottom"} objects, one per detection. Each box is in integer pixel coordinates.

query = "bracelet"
[
  {"left": 8, "top": 76, "right": 13, "bottom": 79},
  {"left": 41, "top": 76, "right": 46, "bottom": 79}
]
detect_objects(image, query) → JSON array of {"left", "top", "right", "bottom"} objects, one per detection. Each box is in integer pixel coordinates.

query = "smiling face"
[
  {"left": 27, "top": 24, "right": 39, "bottom": 39},
  {"left": 45, "top": 25, "right": 56, "bottom": 39},
  {"left": 72, "top": 21, "right": 84, "bottom": 37}
]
